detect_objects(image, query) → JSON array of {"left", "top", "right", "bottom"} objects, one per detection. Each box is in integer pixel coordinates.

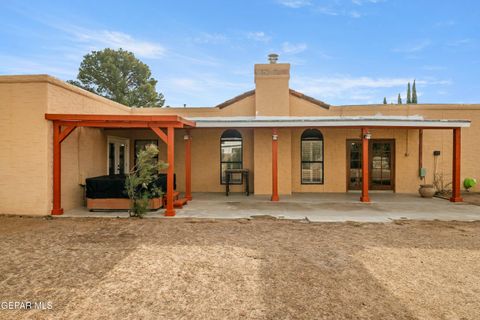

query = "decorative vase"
[{"left": 419, "top": 184, "right": 436, "bottom": 198}]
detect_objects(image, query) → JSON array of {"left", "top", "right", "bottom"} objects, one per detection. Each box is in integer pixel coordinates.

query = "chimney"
[{"left": 254, "top": 54, "right": 290, "bottom": 116}]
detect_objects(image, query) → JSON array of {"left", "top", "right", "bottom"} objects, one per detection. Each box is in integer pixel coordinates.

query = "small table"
[{"left": 225, "top": 169, "right": 250, "bottom": 196}]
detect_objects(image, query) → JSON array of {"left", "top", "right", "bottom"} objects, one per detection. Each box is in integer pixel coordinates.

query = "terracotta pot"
[{"left": 419, "top": 184, "right": 436, "bottom": 198}]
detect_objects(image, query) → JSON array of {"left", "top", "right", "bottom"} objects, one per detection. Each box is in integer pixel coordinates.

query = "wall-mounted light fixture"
[
  {"left": 272, "top": 134, "right": 278, "bottom": 141},
  {"left": 183, "top": 134, "right": 190, "bottom": 140},
  {"left": 363, "top": 132, "right": 372, "bottom": 140}
]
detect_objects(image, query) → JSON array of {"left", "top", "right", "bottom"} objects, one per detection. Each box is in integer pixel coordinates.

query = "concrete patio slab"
[{"left": 62, "top": 192, "right": 480, "bottom": 222}]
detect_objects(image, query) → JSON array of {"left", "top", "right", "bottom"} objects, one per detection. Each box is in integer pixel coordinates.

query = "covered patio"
[
  {"left": 45, "top": 114, "right": 196, "bottom": 216},
  {"left": 62, "top": 192, "right": 480, "bottom": 222}
]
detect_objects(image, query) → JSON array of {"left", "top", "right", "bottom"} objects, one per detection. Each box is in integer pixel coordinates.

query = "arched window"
[
  {"left": 301, "top": 129, "right": 324, "bottom": 184},
  {"left": 220, "top": 129, "right": 243, "bottom": 184}
]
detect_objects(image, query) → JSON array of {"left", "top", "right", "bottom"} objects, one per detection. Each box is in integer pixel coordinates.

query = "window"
[
  {"left": 220, "top": 129, "right": 243, "bottom": 184},
  {"left": 301, "top": 129, "right": 324, "bottom": 184}
]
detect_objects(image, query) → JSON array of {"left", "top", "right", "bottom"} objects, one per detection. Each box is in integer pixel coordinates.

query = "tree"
[
  {"left": 412, "top": 80, "right": 418, "bottom": 104},
  {"left": 383, "top": 97, "right": 387, "bottom": 104},
  {"left": 398, "top": 93, "right": 402, "bottom": 104},
  {"left": 406, "top": 82, "right": 412, "bottom": 104},
  {"left": 68, "top": 48, "right": 165, "bottom": 107}
]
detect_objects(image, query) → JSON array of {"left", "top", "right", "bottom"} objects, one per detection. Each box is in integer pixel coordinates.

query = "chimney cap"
[{"left": 268, "top": 53, "right": 279, "bottom": 64}]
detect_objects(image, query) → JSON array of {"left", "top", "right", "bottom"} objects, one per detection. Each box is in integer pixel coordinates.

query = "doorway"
[
  {"left": 347, "top": 140, "right": 395, "bottom": 190},
  {"left": 107, "top": 136, "right": 130, "bottom": 175}
]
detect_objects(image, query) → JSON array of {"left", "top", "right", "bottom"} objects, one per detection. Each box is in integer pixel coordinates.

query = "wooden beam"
[
  {"left": 165, "top": 127, "right": 175, "bottom": 216},
  {"left": 150, "top": 127, "right": 168, "bottom": 144},
  {"left": 185, "top": 130, "right": 192, "bottom": 201},
  {"left": 59, "top": 125, "right": 76, "bottom": 143},
  {"left": 360, "top": 128, "right": 370, "bottom": 202},
  {"left": 271, "top": 128, "right": 279, "bottom": 201},
  {"left": 45, "top": 113, "right": 196, "bottom": 127},
  {"left": 450, "top": 128, "right": 463, "bottom": 202},
  {"left": 51, "top": 123, "right": 63, "bottom": 215}
]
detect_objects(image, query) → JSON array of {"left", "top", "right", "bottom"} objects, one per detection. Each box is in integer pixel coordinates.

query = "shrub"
[{"left": 125, "top": 144, "right": 168, "bottom": 217}]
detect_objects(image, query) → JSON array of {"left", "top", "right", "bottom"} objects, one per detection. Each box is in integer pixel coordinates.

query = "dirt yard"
[{"left": 1, "top": 216, "right": 480, "bottom": 319}]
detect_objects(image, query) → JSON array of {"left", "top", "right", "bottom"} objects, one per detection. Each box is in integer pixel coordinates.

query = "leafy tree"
[
  {"left": 412, "top": 80, "right": 418, "bottom": 104},
  {"left": 383, "top": 97, "right": 387, "bottom": 104},
  {"left": 68, "top": 48, "right": 165, "bottom": 107},
  {"left": 125, "top": 144, "right": 168, "bottom": 217},
  {"left": 398, "top": 93, "right": 402, "bottom": 104},
  {"left": 406, "top": 82, "right": 412, "bottom": 104}
]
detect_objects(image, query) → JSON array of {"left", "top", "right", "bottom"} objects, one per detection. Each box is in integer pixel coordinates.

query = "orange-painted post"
[
  {"left": 271, "top": 128, "right": 279, "bottom": 201},
  {"left": 51, "top": 122, "right": 63, "bottom": 215},
  {"left": 360, "top": 128, "right": 370, "bottom": 202},
  {"left": 184, "top": 130, "right": 192, "bottom": 201},
  {"left": 450, "top": 128, "right": 463, "bottom": 202},
  {"left": 165, "top": 126, "right": 176, "bottom": 216}
]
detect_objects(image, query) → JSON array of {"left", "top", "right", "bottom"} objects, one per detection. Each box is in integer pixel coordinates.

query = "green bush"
[
  {"left": 125, "top": 144, "right": 168, "bottom": 217},
  {"left": 464, "top": 178, "right": 477, "bottom": 191}
]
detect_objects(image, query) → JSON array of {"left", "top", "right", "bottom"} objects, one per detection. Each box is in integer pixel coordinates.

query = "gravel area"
[{"left": 1, "top": 216, "right": 479, "bottom": 319}]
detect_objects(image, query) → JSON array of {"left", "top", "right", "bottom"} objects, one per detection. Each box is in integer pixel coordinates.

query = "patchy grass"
[{"left": 1, "top": 216, "right": 480, "bottom": 319}]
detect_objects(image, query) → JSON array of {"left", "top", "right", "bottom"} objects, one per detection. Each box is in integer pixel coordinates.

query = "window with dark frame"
[
  {"left": 301, "top": 129, "right": 324, "bottom": 184},
  {"left": 220, "top": 129, "right": 243, "bottom": 184},
  {"left": 134, "top": 140, "right": 159, "bottom": 165}
]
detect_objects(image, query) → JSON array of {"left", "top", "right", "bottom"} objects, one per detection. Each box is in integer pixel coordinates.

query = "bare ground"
[{"left": 1, "top": 216, "right": 480, "bottom": 319}]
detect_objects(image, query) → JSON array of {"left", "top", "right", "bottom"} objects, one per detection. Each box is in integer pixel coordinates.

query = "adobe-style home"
[{"left": 0, "top": 55, "right": 477, "bottom": 216}]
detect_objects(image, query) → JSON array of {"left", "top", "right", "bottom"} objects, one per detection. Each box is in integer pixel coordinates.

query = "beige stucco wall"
[
  {"left": 2, "top": 69, "right": 480, "bottom": 216},
  {"left": 0, "top": 75, "right": 130, "bottom": 215}
]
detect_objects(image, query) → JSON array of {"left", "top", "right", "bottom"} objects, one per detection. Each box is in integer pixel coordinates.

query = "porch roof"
[
  {"left": 45, "top": 114, "right": 196, "bottom": 128},
  {"left": 187, "top": 115, "right": 470, "bottom": 129}
]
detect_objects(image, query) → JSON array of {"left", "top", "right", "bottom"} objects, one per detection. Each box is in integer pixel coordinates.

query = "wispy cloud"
[
  {"left": 446, "top": 38, "right": 474, "bottom": 47},
  {"left": 291, "top": 75, "right": 451, "bottom": 104},
  {"left": 277, "top": 0, "right": 312, "bottom": 8},
  {"left": 246, "top": 31, "right": 271, "bottom": 42},
  {"left": 193, "top": 32, "right": 228, "bottom": 44},
  {"left": 393, "top": 40, "right": 431, "bottom": 53},
  {"left": 67, "top": 28, "right": 166, "bottom": 59},
  {"left": 282, "top": 42, "right": 307, "bottom": 54}
]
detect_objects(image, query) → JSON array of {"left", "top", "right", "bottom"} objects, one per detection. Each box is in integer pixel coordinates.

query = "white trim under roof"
[{"left": 186, "top": 115, "right": 470, "bottom": 128}]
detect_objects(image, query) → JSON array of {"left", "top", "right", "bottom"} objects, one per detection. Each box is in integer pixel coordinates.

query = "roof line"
[
  {"left": 215, "top": 89, "right": 255, "bottom": 109},
  {"left": 289, "top": 89, "right": 330, "bottom": 109}
]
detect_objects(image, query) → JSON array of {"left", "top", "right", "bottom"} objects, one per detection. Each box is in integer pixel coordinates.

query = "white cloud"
[
  {"left": 246, "top": 31, "right": 271, "bottom": 42},
  {"left": 291, "top": 75, "right": 451, "bottom": 104},
  {"left": 282, "top": 42, "right": 307, "bottom": 54},
  {"left": 349, "top": 11, "right": 362, "bottom": 18},
  {"left": 71, "top": 29, "right": 166, "bottom": 59},
  {"left": 393, "top": 40, "right": 431, "bottom": 53},
  {"left": 193, "top": 32, "right": 228, "bottom": 44},
  {"left": 277, "top": 0, "right": 312, "bottom": 8}
]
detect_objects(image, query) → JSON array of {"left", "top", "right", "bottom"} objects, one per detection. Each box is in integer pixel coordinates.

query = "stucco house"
[{"left": 0, "top": 55, "right": 477, "bottom": 216}]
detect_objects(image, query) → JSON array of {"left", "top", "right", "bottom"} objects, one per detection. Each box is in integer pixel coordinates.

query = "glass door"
[
  {"left": 107, "top": 136, "right": 130, "bottom": 175},
  {"left": 370, "top": 141, "right": 394, "bottom": 190},
  {"left": 347, "top": 140, "right": 395, "bottom": 191}
]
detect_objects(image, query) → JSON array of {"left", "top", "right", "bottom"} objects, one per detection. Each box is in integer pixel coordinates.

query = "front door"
[
  {"left": 347, "top": 140, "right": 395, "bottom": 190},
  {"left": 107, "top": 136, "right": 130, "bottom": 175}
]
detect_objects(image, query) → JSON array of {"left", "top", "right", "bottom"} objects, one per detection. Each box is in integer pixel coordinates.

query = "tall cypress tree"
[
  {"left": 383, "top": 97, "right": 387, "bottom": 104},
  {"left": 398, "top": 93, "right": 402, "bottom": 104},
  {"left": 412, "top": 80, "right": 417, "bottom": 104},
  {"left": 406, "top": 82, "right": 412, "bottom": 104}
]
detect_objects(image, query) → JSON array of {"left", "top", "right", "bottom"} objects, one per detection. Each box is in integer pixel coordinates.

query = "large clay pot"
[{"left": 419, "top": 184, "right": 436, "bottom": 198}]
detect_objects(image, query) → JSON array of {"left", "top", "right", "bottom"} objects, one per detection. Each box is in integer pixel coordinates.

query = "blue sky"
[{"left": 1, "top": 0, "right": 479, "bottom": 106}]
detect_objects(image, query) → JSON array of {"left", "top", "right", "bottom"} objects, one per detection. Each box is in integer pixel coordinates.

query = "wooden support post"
[
  {"left": 271, "top": 128, "right": 279, "bottom": 201},
  {"left": 418, "top": 129, "right": 423, "bottom": 172},
  {"left": 450, "top": 128, "right": 463, "bottom": 202},
  {"left": 165, "top": 126, "right": 176, "bottom": 215},
  {"left": 51, "top": 123, "right": 76, "bottom": 215},
  {"left": 360, "top": 127, "right": 370, "bottom": 202},
  {"left": 185, "top": 130, "right": 192, "bottom": 201}
]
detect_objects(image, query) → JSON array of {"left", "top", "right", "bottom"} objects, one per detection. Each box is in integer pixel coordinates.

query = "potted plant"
[{"left": 464, "top": 177, "right": 477, "bottom": 192}]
